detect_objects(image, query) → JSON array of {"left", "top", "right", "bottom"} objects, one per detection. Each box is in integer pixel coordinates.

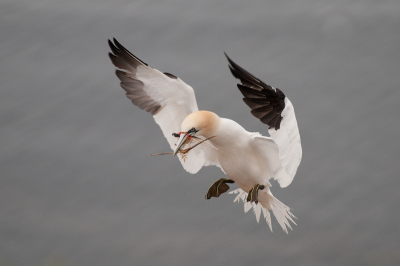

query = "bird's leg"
[
  {"left": 246, "top": 184, "right": 265, "bottom": 204},
  {"left": 205, "top": 178, "right": 235, "bottom": 199}
]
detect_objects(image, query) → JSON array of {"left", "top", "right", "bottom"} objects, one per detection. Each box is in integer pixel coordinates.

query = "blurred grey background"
[{"left": 1, "top": 0, "right": 399, "bottom": 265}]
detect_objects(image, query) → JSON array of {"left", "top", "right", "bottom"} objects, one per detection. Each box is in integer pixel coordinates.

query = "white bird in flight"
[{"left": 108, "top": 38, "right": 302, "bottom": 233}]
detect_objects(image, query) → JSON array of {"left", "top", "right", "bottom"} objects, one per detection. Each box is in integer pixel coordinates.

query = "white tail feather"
[
  {"left": 229, "top": 188, "right": 296, "bottom": 233},
  {"left": 244, "top": 201, "right": 252, "bottom": 213},
  {"left": 230, "top": 189, "right": 246, "bottom": 203},
  {"left": 252, "top": 202, "right": 262, "bottom": 223},
  {"left": 262, "top": 207, "right": 273, "bottom": 232}
]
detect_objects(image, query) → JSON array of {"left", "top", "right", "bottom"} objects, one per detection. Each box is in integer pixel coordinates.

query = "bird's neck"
[{"left": 209, "top": 118, "right": 250, "bottom": 149}]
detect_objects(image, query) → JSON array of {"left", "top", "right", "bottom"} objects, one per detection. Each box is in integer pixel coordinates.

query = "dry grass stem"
[{"left": 151, "top": 135, "right": 217, "bottom": 158}]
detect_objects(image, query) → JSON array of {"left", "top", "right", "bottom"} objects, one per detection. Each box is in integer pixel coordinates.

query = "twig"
[
  {"left": 151, "top": 152, "right": 173, "bottom": 156},
  {"left": 150, "top": 135, "right": 217, "bottom": 157},
  {"left": 179, "top": 135, "right": 216, "bottom": 154}
]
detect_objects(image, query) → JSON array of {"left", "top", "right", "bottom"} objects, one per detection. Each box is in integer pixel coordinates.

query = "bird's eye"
[{"left": 188, "top": 127, "right": 197, "bottom": 134}]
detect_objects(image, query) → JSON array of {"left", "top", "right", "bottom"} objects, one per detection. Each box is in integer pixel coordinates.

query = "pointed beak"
[
  {"left": 174, "top": 134, "right": 188, "bottom": 156},
  {"left": 173, "top": 127, "right": 199, "bottom": 156}
]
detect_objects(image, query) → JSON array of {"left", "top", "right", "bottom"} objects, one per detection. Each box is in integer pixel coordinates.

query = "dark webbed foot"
[
  {"left": 205, "top": 178, "right": 235, "bottom": 199},
  {"left": 246, "top": 184, "right": 265, "bottom": 204}
]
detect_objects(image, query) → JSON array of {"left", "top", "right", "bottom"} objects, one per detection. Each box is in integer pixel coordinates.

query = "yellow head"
[
  {"left": 181, "top": 111, "right": 220, "bottom": 138},
  {"left": 173, "top": 111, "right": 220, "bottom": 155}
]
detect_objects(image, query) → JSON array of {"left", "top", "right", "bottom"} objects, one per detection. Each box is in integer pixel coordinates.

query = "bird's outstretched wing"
[
  {"left": 225, "top": 54, "right": 302, "bottom": 187},
  {"left": 108, "top": 39, "right": 219, "bottom": 173}
]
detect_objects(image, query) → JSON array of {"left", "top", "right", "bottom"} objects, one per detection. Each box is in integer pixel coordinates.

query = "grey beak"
[{"left": 174, "top": 134, "right": 188, "bottom": 156}]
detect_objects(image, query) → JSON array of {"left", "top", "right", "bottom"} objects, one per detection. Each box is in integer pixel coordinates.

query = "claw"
[
  {"left": 246, "top": 184, "right": 265, "bottom": 204},
  {"left": 205, "top": 178, "right": 235, "bottom": 199}
]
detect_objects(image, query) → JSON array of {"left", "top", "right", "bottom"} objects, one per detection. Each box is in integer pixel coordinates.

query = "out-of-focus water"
[{"left": 1, "top": 0, "right": 399, "bottom": 265}]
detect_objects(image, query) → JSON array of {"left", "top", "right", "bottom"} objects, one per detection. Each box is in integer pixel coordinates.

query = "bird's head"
[{"left": 174, "top": 111, "right": 220, "bottom": 155}]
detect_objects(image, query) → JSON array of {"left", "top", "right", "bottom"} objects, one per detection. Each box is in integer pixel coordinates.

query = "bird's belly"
[{"left": 217, "top": 148, "right": 267, "bottom": 192}]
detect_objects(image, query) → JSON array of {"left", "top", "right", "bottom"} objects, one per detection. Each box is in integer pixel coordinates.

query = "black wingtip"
[
  {"left": 111, "top": 38, "right": 123, "bottom": 53},
  {"left": 108, "top": 39, "right": 120, "bottom": 55},
  {"left": 108, "top": 38, "right": 149, "bottom": 67},
  {"left": 225, "top": 53, "right": 243, "bottom": 81},
  {"left": 225, "top": 52, "right": 286, "bottom": 130},
  {"left": 112, "top": 38, "right": 124, "bottom": 51},
  {"left": 224, "top": 52, "right": 238, "bottom": 67},
  {"left": 224, "top": 52, "right": 235, "bottom": 67},
  {"left": 224, "top": 52, "right": 229, "bottom": 60}
]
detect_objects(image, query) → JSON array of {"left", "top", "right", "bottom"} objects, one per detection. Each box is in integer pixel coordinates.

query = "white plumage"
[{"left": 108, "top": 39, "right": 302, "bottom": 233}]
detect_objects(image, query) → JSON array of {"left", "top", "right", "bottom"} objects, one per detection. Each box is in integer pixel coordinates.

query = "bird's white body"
[
  {"left": 178, "top": 111, "right": 297, "bottom": 232},
  {"left": 209, "top": 118, "right": 267, "bottom": 189},
  {"left": 108, "top": 39, "right": 301, "bottom": 232}
]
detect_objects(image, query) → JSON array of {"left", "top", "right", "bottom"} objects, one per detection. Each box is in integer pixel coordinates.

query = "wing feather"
[
  {"left": 226, "top": 54, "right": 302, "bottom": 187},
  {"left": 108, "top": 38, "right": 219, "bottom": 173},
  {"left": 268, "top": 98, "right": 302, "bottom": 185}
]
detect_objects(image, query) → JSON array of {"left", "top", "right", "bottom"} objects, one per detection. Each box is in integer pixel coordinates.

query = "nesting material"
[{"left": 151, "top": 136, "right": 216, "bottom": 158}]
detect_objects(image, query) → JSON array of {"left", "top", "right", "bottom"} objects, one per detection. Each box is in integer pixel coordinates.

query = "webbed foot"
[
  {"left": 246, "top": 184, "right": 265, "bottom": 204},
  {"left": 205, "top": 178, "right": 235, "bottom": 199}
]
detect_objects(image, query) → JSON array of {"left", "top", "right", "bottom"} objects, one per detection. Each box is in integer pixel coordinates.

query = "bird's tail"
[{"left": 229, "top": 188, "right": 296, "bottom": 233}]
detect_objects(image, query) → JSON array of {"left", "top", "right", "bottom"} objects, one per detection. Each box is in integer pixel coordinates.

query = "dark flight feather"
[
  {"left": 108, "top": 38, "right": 161, "bottom": 115},
  {"left": 164, "top": 72, "right": 178, "bottom": 79},
  {"left": 237, "top": 84, "right": 265, "bottom": 98},
  {"left": 225, "top": 53, "right": 286, "bottom": 130}
]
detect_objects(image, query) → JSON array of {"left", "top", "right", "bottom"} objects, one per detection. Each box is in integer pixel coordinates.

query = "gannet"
[{"left": 108, "top": 38, "right": 302, "bottom": 233}]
